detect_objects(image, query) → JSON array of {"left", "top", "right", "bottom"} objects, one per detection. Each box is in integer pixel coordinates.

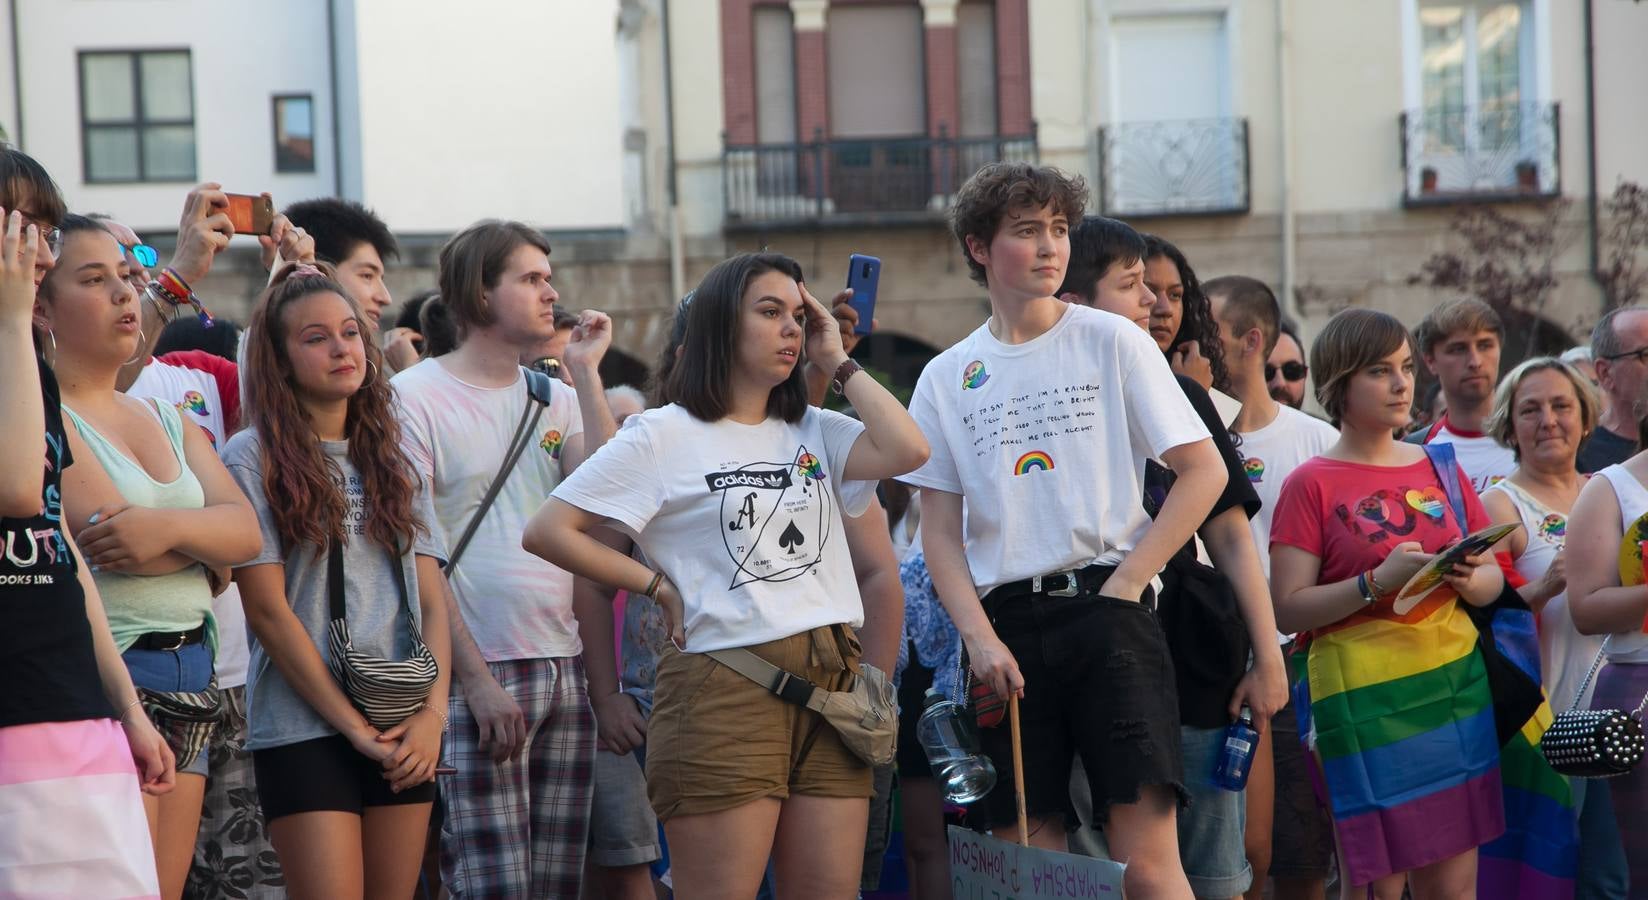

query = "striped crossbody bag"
[{"left": 326, "top": 536, "right": 439, "bottom": 730}]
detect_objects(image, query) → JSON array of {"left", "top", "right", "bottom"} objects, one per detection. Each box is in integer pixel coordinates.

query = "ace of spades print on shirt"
[{"left": 704, "top": 445, "right": 834, "bottom": 589}]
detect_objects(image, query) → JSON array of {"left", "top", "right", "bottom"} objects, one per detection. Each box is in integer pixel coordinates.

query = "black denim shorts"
[{"left": 975, "top": 576, "right": 1186, "bottom": 829}]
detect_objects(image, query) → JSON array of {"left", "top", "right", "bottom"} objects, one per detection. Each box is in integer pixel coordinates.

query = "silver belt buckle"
[{"left": 1031, "top": 570, "right": 1081, "bottom": 598}]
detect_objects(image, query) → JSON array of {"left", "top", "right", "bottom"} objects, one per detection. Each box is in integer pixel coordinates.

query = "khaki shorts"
[{"left": 646, "top": 624, "right": 874, "bottom": 821}]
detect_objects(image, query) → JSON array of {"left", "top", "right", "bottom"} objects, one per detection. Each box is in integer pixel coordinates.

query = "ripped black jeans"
[{"left": 975, "top": 582, "right": 1186, "bottom": 830}]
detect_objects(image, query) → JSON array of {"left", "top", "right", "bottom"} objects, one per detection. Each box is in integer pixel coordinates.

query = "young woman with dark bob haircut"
[
  {"left": 1268, "top": 308, "right": 1505, "bottom": 900},
  {"left": 523, "top": 251, "right": 928, "bottom": 899},
  {"left": 223, "top": 262, "right": 452, "bottom": 900}
]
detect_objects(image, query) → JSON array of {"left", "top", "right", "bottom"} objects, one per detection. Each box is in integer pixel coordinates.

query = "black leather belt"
[
  {"left": 131, "top": 623, "right": 206, "bottom": 651},
  {"left": 987, "top": 564, "right": 1117, "bottom": 601}
]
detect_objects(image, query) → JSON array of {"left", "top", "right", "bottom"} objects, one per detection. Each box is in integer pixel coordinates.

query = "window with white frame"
[{"left": 1409, "top": 0, "right": 1552, "bottom": 197}]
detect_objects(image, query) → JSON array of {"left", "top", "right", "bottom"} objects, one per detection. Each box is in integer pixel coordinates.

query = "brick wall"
[{"left": 996, "top": 0, "right": 1031, "bottom": 135}]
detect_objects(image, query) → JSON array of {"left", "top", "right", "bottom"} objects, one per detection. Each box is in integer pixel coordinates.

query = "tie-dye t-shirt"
[{"left": 393, "top": 359, "right": 585, "bottom": 661}]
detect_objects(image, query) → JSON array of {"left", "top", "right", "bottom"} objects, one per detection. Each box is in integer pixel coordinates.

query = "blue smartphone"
[{"left": 845, "top": 254, "right": 880, "bottom": 336}]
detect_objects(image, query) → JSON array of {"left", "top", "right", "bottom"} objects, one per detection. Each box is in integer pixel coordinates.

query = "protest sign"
[{"left": 949, "top": 825, "right": 1125, "bottom": 898}]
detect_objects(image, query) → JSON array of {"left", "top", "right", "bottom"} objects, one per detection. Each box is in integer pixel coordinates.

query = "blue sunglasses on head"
[{"left": 125, "top": 243, "right": 158, "bottom": 267}]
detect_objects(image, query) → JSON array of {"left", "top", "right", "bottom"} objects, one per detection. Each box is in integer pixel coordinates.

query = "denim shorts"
[
  {"left": 122, "top": 641, "right": 213, "bottom": 777},
  {"left": 1177, "top": 724, "right": 1253, "bottom": 897}
]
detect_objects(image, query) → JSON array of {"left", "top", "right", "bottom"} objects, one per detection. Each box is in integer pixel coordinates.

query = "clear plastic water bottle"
[
  {"left": 1213, "top": 705, "right": 1259, "bottom": 791},
  {"left": 916, "top": 688, "right": 997, "bottom": 804}
]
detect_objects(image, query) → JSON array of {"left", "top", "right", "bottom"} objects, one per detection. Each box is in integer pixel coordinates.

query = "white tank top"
[
  {"left": 1596, "top": 465, "right": 1648, "bottom": 663},
  {"left": 1487, "top": 479, "right": 1603, "bottom": 709}
]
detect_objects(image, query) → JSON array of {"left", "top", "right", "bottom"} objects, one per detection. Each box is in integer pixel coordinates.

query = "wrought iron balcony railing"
[
  {"left": 1401, "top": 102, "right": 1560, "bottom": 206},
  {"left": 722, "top": 129, "right": 1038, "bottom": 229},
  {"left": 1098, "top": 117, "right": 1250, "bottom": 218}
]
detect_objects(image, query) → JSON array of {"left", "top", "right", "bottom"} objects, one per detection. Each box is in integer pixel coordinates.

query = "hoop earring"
[
  {"left": 46, "top": 328, "right": 58, "bottom": 368},
  {"left": 123, "top": 327, "right": 147, "bottom": 367},
  {"left": 364, "top": 358, "right": 379, "bottom": 383}
]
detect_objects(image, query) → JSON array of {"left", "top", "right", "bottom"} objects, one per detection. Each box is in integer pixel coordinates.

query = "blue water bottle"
[{"left": 1213, "top": 705, "right": 1259, "bottom": 791}]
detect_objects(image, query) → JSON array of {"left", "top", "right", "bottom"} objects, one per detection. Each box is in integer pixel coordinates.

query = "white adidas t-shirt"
[
  {"left": 903, "top": 303, "right": 1209, "bottom": 594},
  {"left": 128, "top": 356, "right": 250, "bottom": 689},
  {"left": 393, "top": 359, "right": 585, "bottom": 661},
  {"left": 1237, "top": 404, "right": 1339, "bottom": 578},
  {"left": 1427, "top": 421, "right": 1516, "bottom": 494},
  {"left": 553, "top": 404, "right": 875, "bottom": 653}
]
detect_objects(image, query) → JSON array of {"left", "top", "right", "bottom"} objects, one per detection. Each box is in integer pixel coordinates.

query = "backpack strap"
[{"left": 1422, "top": 442, "right": 1469, "bottom": 539}]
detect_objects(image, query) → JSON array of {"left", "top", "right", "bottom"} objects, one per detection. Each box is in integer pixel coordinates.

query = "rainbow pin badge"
[
  {"left": 797, "top": 452, "right": 826, "bottom": 481},
  {"left": 1013, "top": 450, "right": 1054, "bottom": 475},
  {"left": 178, "top": 391, "right": 207, "bottom": 415},
  {"left": 1539, "top": 513, "right": 1566, "bottom": 542},
  {"left": 539, "top": 429, "right": 564, "bottom": 460},
  {"left": 1243, "top": 457, "right": 1265, "bottom": 483},
  {"left": 962, "top": 360, "right": 990, "bottom": 390}
]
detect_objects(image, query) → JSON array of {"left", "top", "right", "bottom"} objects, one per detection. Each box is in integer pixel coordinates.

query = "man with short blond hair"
[{"left": 1409, "top": 298, "right": 1514, "bottom": 491}]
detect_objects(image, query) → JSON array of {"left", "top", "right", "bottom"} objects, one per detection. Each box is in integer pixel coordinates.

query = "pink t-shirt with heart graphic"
[{"left": 1270, "top": 454, "right": 1491, "bottom": 603}]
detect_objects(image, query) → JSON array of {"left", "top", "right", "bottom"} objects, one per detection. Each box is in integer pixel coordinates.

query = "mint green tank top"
[{"left": 63, "top": 400, "right": 217, "bottom": 655}]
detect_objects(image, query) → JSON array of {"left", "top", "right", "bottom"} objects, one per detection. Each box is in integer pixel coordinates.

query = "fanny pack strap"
[{"left": 706, "top": 647, "right": 831, "bottom": 715}]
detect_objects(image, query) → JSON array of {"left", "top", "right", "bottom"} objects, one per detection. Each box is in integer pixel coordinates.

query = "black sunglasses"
[{"left": 1266, "top": 361, "right": 1308, "bottom": 382}]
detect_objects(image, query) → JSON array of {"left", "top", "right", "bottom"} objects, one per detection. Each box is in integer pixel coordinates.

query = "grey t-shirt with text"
[{"left": 223, "top": 430, "right": 446, "bottom": 751}]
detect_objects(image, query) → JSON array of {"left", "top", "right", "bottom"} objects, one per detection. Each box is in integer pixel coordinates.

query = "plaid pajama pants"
[{"left": 439, "top": 655, "right": 596, "bottom": 899}]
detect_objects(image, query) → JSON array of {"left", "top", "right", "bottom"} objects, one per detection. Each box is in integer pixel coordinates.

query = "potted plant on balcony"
[
  {"left": 1516, "top": 160, "right": 1539, "bottom": 193},
  {"left": 1421, "top": 166, "right": 1439, "bottom": 195}
]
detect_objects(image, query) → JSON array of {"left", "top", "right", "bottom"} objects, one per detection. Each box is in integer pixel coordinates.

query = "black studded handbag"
[{"left": 1539, "top": 640, "right": 1647, "bottom": 778}]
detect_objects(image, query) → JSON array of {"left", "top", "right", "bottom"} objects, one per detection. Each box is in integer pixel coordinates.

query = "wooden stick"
[{"left": 1010, "top": 693, "right": 1028, "bottom": 847}]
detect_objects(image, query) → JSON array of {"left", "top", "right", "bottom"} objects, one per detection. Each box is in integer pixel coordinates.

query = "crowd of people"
[{"left": 3, "top": 141, "right": 1647, "bottom": 900}]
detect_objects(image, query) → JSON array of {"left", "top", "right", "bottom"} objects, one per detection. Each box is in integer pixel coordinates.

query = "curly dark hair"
[
  {"left": 950, "top": 163, "right": 1088, "bottom": 287},
  {"left": 242, "top": 261, "right": 424, "bottom": 553},
  {"left": 1144, "top": 234, "right": 1229, "bottom": 393}
]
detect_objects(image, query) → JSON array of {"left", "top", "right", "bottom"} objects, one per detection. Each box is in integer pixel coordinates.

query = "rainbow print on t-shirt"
[
  {"left": 961, "top": 360, "right": 990, "bottom": 390},
  {"left": 1243, "top": 457, "right": 1265, "bottom": 483},
  {"left": 1013, "top": 450, "right": 1054, "bottom": 475},
  {"left": 177, "top": 391, "right": 207, "bottom": 415},
  {"left": 539, "top": 429, "right": 564, "bottom": 460},
  {"left": 796, "top": 452, "right": 825, "bottom": 481}
]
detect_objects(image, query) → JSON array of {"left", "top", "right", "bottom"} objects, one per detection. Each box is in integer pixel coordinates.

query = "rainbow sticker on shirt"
[
  {"left": 1243, "top": 457, "right": 1265, "bottom": 483},
  {"left": 539, "top": 429, "right": 564, "bottom": 460},
  {"left": 797, "top": 452, "right": 826, "bottom": 481},
  {"left": 1539, "top": 513, "right": 1566, "bottom": 542},
  {"left": 1013, "top": 450, "right": 1054, "bottom": 475},
  {"left": 961, "top": 360, "right": 990, "bottom": 390},
  {"left": 177, "top": 391, "right": 207, "bottom": 416}
]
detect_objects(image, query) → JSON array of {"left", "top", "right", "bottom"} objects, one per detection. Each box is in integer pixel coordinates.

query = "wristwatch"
[{"left": 831, "top": 358, "right": 864, "bottom": 395}]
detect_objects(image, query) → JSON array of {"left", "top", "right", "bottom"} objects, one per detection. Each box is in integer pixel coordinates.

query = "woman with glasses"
[
  {"left": 0, "top": 147, "right": 176, "bottom": 897},
  {"left": 41, "top": 213, "right": 261, "bottom": 900}
]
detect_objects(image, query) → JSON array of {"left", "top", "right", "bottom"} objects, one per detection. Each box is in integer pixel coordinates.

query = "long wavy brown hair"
[{"left": 244, "top": 262, "right": 423, "bottom": 553}]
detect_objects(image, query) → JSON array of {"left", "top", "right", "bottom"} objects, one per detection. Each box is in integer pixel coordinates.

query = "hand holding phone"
[
  {"left": 224, "top": 193, "right": 275, "bottom": 236},
  {"left": 844, "top": 254, "right": 880, "bottom": 336}
]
